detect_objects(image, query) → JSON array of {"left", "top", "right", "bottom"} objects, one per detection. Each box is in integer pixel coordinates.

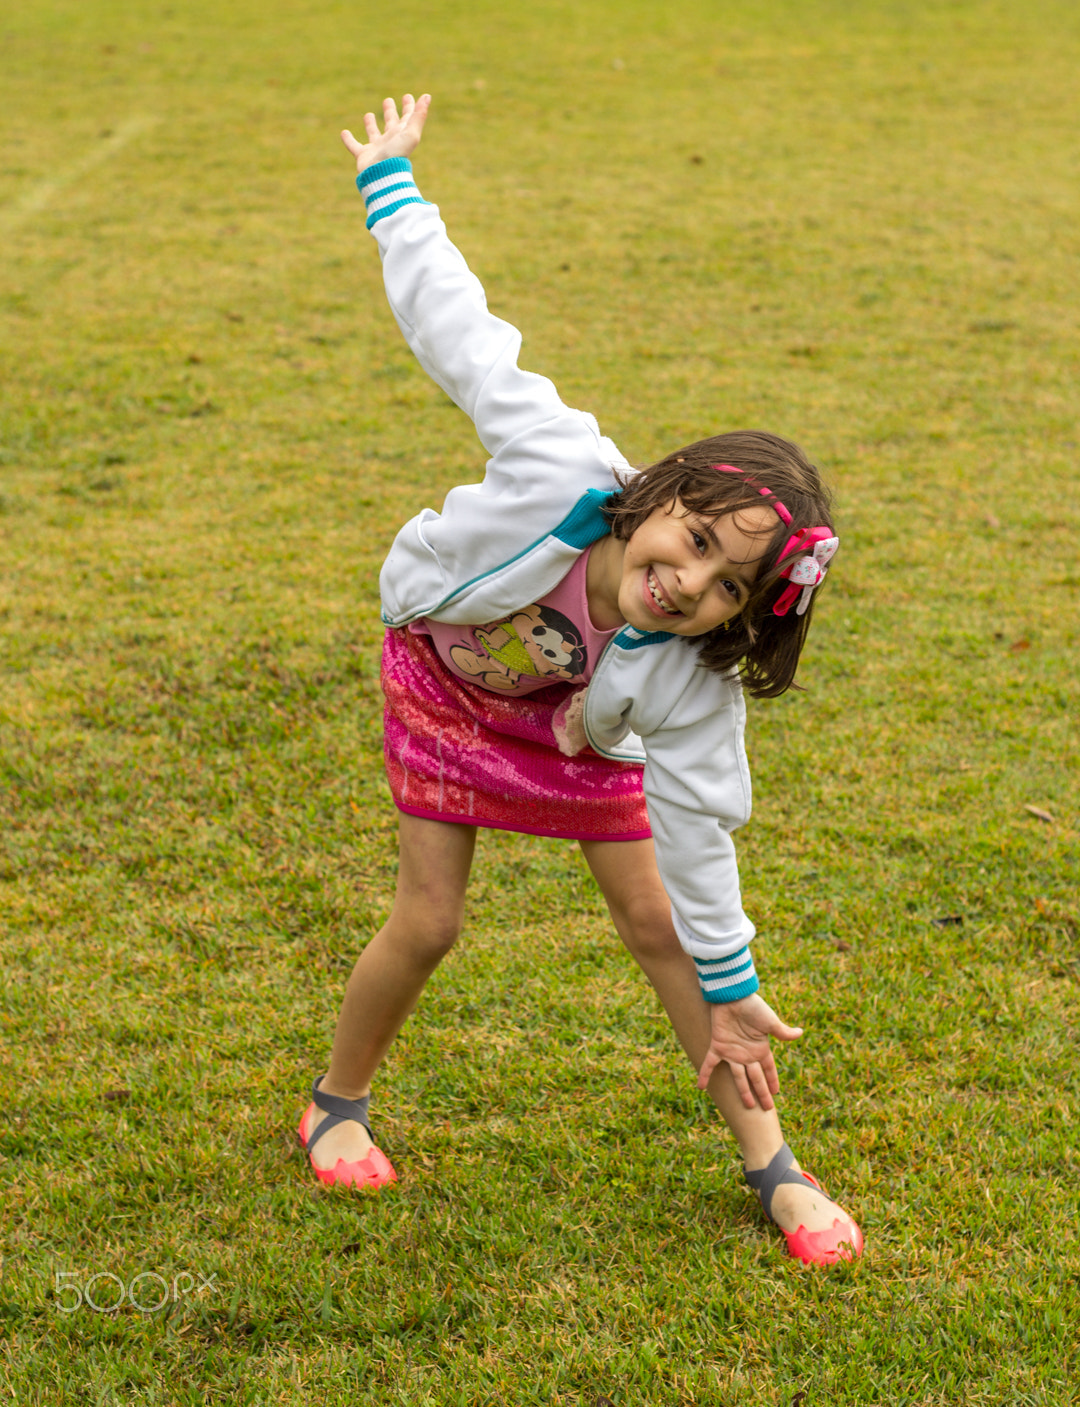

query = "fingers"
[
  {"left": 727, "top": 1060, "right": 773, "bottom": 1110},
  {"left": 730, "top": 1062, "right": 757, "bottom": 1110},
  {"left": 340, "top": 129, "right": 364, "bottom": 157},
  {"left": 701, "top": 1051, "right": 769, "bottom": 1110},
  {"left": 770, "top": 1020, "right": 804, "bottom": 1043},
  {"left": 747, "top": 1061, "right": 776, "bottom": 1111},
  {"left": 706, "top": 1048, "right": 781, "bottom": 1109},
  {"left": 753, "top": 1052, "right": 781, "bottom": 1105},
  {"left": 350, "top": 95, "right": 431, "bottom": 146},
  {"left": 696, "top": 1047, "right": 721, "bottom": 1091},
  {"left": 409, "top": 93, "right": 432, "bottom": 137}
]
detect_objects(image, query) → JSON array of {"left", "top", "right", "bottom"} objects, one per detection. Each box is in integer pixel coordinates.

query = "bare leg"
[
  {"left": 581, "top": 837, "right": 853, "bottom": 1236},
  {"left": 302, "top": 813, "right": 477, "bottom": 1171}
]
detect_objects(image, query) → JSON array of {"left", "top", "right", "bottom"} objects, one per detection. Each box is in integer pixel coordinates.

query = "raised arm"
[
  {"left": 343, "top": 95, "right": 629, "bottom": 626},
  {"left": 343, "top": 96, "right": 607, "bottom": 462}
]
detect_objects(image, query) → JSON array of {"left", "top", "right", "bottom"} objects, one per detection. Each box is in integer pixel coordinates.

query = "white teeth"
[{"left": 648, "top": 570, "right": 679, "bottom": 615}]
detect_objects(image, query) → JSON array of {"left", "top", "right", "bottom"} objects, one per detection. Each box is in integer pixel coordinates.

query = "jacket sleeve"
[
  {"left": 358, "top": 162, "right": 628, "bottom": 622},
  {"left": 584, "top": 637, "right": 760, "bottom": 1003}
]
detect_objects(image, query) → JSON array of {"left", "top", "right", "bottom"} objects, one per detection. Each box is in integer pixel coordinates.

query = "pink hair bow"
[
  {"left": 772, "top": 529, "right": 839, "bottom": 617},
  {"left": 710, "top": 465, "right": 839, "bottom": 618}
]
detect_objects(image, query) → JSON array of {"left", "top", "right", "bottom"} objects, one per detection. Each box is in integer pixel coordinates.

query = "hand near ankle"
[{"left": 696, "top": 994, "right": 803, "bottom": 1110}]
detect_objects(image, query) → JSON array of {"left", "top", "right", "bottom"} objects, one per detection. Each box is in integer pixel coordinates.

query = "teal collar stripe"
[
  {"left": 398, "top": 489, "right": 617, "bottom": 620},
  {"left": 615, "top": 626, "right": 675, "bottom": 649},
  {"left": 551, "top": 487, "right": 616, "bottom": 548}
]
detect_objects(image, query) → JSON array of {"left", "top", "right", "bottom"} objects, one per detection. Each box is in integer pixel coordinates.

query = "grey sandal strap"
[
  {"left": 303, "top": 1076, "right": 372, "bottom": 1153},
  {"left": 744, "top": 1141, "right": 832, "bottom": 1222}
]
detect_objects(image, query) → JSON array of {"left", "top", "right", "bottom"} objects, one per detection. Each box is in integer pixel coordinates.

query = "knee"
[
  {"left": 612, "top": 892, "right": 683, "bottom": 963},
  {"left": 390, "top": 905, "right": 463, "bottom": 962},
  {"left": 424, "top": 912, "right": 463, "bottom": 959}
]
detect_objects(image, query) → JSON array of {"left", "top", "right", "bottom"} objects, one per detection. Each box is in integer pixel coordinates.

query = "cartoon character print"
[{"left": 448, "top": 604, "right": 587, "bottom": 693}]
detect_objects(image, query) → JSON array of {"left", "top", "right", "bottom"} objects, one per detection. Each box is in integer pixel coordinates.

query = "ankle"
[
  {"left": 739, "top": 1134, "right": 788, "bottom": 1174},
  {"left": 318, "top": 1074, "right": 372, "bottom": 1102}
]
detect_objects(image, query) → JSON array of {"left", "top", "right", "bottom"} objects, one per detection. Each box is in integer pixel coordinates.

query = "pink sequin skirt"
[{"left": 381, "top": 627, "right": 651, "bottom": 842}]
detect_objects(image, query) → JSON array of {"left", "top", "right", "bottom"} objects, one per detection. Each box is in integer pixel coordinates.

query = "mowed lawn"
[{"left": 1, "top": 0, "right": 1078, "bottom": 1402}]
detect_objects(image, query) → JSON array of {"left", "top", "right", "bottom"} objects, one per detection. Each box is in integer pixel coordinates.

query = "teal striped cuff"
[
  {"left": 357, "top": 157, "right": 428, "bottom": 229},
  {"left": 694, "top": 947, "right": 759, "bottom": 1004}
]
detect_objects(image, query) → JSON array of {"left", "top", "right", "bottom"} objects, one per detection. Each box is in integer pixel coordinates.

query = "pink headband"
[{"left": 712, "top": 464, "right": 839, "bottom": 617}]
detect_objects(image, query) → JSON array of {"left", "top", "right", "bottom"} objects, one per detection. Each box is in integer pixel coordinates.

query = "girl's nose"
[{"left": 676, "top": 563, "right": 710, "bottom": 600}]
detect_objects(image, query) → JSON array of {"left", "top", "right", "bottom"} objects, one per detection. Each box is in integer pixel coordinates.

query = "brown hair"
[{"left": 604, "top": 430, "right": 835, "bottom": 698}]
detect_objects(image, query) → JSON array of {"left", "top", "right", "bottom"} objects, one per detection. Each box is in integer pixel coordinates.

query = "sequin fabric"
[{"left": 381, "top": 627, "right": 651, "bottom": 841}]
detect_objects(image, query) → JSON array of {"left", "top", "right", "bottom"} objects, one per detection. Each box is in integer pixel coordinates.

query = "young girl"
[{"left": 298, "top": 95, "right": 863, "bottom": 1266}]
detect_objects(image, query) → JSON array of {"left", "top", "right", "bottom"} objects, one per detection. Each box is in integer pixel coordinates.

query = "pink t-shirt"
[{"left": 410, "top": 545, "right": 618, "bottom": 697}]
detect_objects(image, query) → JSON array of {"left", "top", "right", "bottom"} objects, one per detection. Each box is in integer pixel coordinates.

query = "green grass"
[{"left": 2, "top": 0, "right": 1079, "bottom": 1401}]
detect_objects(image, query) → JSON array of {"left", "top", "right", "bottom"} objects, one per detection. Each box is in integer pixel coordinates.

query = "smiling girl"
[{"left": 298, "top": 95, "right": 862, "bottom": 1265}]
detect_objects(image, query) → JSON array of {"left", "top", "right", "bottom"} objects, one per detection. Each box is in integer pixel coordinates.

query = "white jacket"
[{"left": 360, "top": 160, "right": 758, "bottom": 999}]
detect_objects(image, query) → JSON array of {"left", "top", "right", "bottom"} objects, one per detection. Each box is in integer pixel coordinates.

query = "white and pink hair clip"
[{"left": 712, "top": 464, "right": 838, "bottom": 617}]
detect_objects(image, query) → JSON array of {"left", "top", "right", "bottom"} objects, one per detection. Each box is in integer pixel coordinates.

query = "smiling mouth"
[{"left": 646, "top": 568, "right": 682, "bottom": 617}]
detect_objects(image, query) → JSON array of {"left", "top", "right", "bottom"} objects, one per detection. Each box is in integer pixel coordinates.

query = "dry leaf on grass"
[{"left": 1024, "top": 805, "right": 1054, "bottom": 823}]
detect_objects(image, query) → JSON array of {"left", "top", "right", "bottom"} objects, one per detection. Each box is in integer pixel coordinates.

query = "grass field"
[{"left": 2, "top": 0, "right": 1079, "bottom": 1402}]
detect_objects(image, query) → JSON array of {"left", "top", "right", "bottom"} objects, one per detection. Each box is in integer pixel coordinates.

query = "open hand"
[
  {"left": 341, "top": 94, "right": 431, "bottom": 175},
  {"left": 696, "top": 993, "right": 803, "bottom": 1110}
]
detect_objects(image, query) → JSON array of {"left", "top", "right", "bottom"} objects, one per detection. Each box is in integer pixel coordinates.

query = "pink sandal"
[
  {"left": 298, "top": 1077, "right": 398, "bottom": 1189},
  {"left": 745, "top": 1142, "right": 864, "bottom": 1266}
]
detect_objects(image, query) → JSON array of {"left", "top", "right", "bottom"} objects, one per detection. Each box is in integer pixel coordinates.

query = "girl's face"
[{"left": 614, "top": 499, "right": 775, "bottom": 636}]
